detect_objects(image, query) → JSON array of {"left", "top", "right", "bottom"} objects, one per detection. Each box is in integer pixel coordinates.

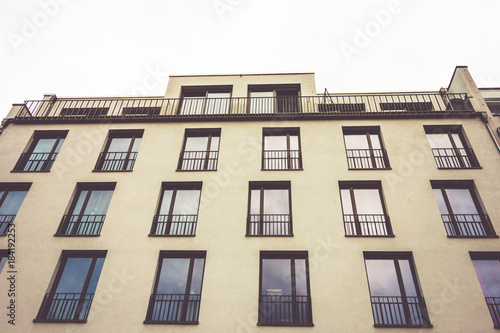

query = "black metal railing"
[
  {"left": 37, "top": 292, "right": 94, "bottom": 321},
  {"left": 14, "top": 93, "right": 474, "bottom": 122},
  {"left": 431, "top": 148, "right": 479, "bottom": 168},
  {"left": 247, "top": 214, "right": 292, "bottom": 236},
  {"left": 14, "top": 152, "right": 58, "bottom": 172},
  {"left": 343, "top": 214, "right": 392, "bottom": 236},
  {"left": 486, "top": 297, "right": 500, "bottom": 327},
  {"left": 441, "top": 214, "right": 494, "bottom": 237},
  {"left": 258, "top": 295, "right": 312, "bottom": 325},
  {"left": 95, "top": 151, "right": 138, "bottom": 171},
  {"left": 262, "top": 150, "right": 302, "bottom": 170},
  {"left": 57, "top": 214, "right": 106, "bottom": 236},
  {"left": 151, "top": 214, "right": 197, "bottom": 236},
  {"left": 371, "top": 296, "right": 430, "bottom": 326},
  {"left": 345, "top": 149, "right": 389, "bottom": 169},
  {"left": 0, "top": 215, "right": 15, "bottom": 235},
  {"left": 178, "top": 151, "right": 219, "bottom": 170},
  {"left": 146, "top": 293, "right": 201, "bottom": 323}
]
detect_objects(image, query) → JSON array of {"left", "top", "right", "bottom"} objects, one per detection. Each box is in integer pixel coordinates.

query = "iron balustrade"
[
  {"left": 37, "top": 292, "right": 94, "bottom": 321},
  {"left": 0, "top": 215, "right": 15, "bottom": 235},
  {"left": 95, "top": 151, "right": 138, "bottom": 171},
  {"left": 14, "top": 152, "right": 58, "bottom": 171},
  {"left": 258, "top": 295, "right": 312, "bottom": 325},
  {"left": 370, "top": 296, "right": 430, "bottom": 326},
  {"left": 441, "top": 214, "right": 494, "bottom": 237},
  {"left": 15, "top": 93, "right": 474, "bottom": 121},
  {"left": 431, "top": 148, "right": 479, "bottom": 168},
  {"left": 345, "top": 149, "right": 389, "bottom": 169},
  {"left": 262, "top": 150, "right": 302, "bottom": 170},
  {"left": 343, "top": 214, "right": 392, "bottom": 236},
  {"left": 151, "top": 214, "right": 198, "bottom": 236},
  {"left": 178, "top": 151, "right": 219, "bottom": 171},
  {"left": 57, "top": 214, "right": 106, "bottom": 236},
  {"left": 146, "top": 293, "right": 201, "bottom": 323},
  {"left": 486, "top": 297, "right": 500, "bottom": 328},
  {"left": 247, "top": 214, "right": 292, "bottom": 236}
]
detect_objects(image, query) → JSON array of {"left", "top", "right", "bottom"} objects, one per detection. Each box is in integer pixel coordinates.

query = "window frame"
[
  {"left": 470, "top": 252, "right": 500, "bottom": 328},
  {"left": 262, "top": 127, "right": 303, "bottom": 171},
  {"left": 0, "top": 183, "right": 31, "bottom": 236},
  {"left": 94, "top": 129, "right": 143, "bottom": 172},
  {"left": 0, "top": 249, "right": 8, "bottom": 274},
  {"left": 342, "top": 126, "right": 390, "bottom": 170},
  {"left": 177, "top": 129, "right": 221, "bottom": 171},
  {"left": 178, "top": 86, "right": 232, "bottom": 115},
  {"left": 248, "top": 84, "right": 301, "bottom": 114}
]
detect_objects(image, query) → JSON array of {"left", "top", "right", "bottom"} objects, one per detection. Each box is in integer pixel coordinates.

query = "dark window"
[
  {"left": 150, "top": 182, "right": 202, "bottom": 236},
  {"left": 343, "top": 127, "right": 390, "bottom": 169},
  {"left": 122, "top": 106, "right": 161, "bottom": 117},
  {"left": 470, "top": 252, "right": 500, "bottom": 328},
  {"left": 425, "top": 126, "right": 480, "bottom": 169},
  {"left": 247, "top": 182, "right": 292, "bottom": 236},
  {"left": 486, "top": 102, "right": 500, "bottom": 115},
  {"left": 13, "top": 131, "right": 67, "bottom": 172},
  {"left": 179, "top": 87, "right": 231, "bottom": 115},
  {"left": 262, "top": 128, "right": 302, "bottom": 170},
  {"left": 339, "top": 181, "right": 392, "bottom": 236},
  {"left": 35, "top": 250, "right": 106, "bottom": 322},
  {"left": 380, "top": 102, "right": 434, "bottom": 112},
  {"left": 258, "top": 251, "right": 313, "bottom": 326},
  {"left": 56, "top": 183, "right": 115, "bottom": 236},
  {"left": 145, "top": 251, "right": 206, "bottom": 324},
  {"left": 177, "top": 129, "right": 220, "bottom": 171},
  {"left": 249, "top": 85, "right": 301, "bottom": 114},
  {"left": 364, "top": 252, "right": 431, "bottom": 327},
  {"left": 60, "top": 107, "right": 108, "bottom": 118},
  {"left": 431, "top": 180, "right": 494, "bottom": 237},
  {"left": 0, "top": 250, "right": 8, "bottom": 273},
  {"left": 444, "top": 96, "right": 474, "bottom": 111},
  {"left": 318, "top": 103, "right": 366, "bottom": 113},
  {"left": 94, "top": 130, "right": 143, "bottom": 171},
  {"left": 0, "top": 183, "right": 30, "bottom": 236}
]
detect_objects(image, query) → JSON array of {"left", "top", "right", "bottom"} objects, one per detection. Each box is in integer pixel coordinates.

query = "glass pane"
[
  {"left": 157, "top": 258, "right": 190, "bottom": 294},
  {"left": 264, "top": 136, "right": 287, "bottom": 151},
  {"left": 295, "top": 259, "right": 308, "bottom": 296},
  {"left": 33, "top": 138, "right": 57, "bottom": 153},
  {"left": 261, "top": 259, "right": 292, "bottom": 296},
  {"left": 82, "top": 190, "right": 113, "bottom": 215},
  {"left": 56, "top": 258, "right": 92, "bottom": 293},
  {"left": 0, "top": 191, "right": 28, "bottom": 215},
  {"left": 451, "top": 133, "right": 465, "bottom": 149},
  {"left": 185, "top": 137, "right": 209, "bottom": 152},
  {"left": 87, "top": 258, "right": 105, "bottom": 293},
  {"left": 190, "top": 258, "right": 205, "bottom": 294},
  {"left": 365, "top": 259, "right": 401, "bottom": 297},
  {"left": 108, "top": 138, "right": 132, "bottom": 152},
  {"left": 172, "top": 190, "right": 200, "bottom": 215},
  {"left": 340, "top": 189, "right": 353, "bottom": 214},
  {"left": 72, "top": 191, "right": 88, "bottom": 215},
  {"left": 0, "top": 257, "right": 7, "bottom": 273},
  {"left": 445, "top": 189, "right": 478, "bottom": 214},
  {"left": 209, "top": 136, "right": 220, "bottom": 151},
  {"left": 131, "top": 137, "right": 141, "bottom": 152},
  {"left": 344, "top": 135, "right": 369, "bottom": 149},
  {"left": 181, "top": 97, "right": 205, "bottom": 115},
  {"left": 263, "top": 189, "right": 289, "bottom": 215},
  {"left": 206, "top": 92, "right": 230, "bottom": 114},
  {"left": 432, "top": 189, "right": 448, "bottom": 214},
  {"left": 353, "top": 189, "right": 383, "bottom": 214},
  {"left": 159, "top": 190, "right": 173, "bottom": 215},
  {"left": 250, "top": 91, "right": 274, "bottom": 114},
  {"left": 289, "top": 135, "right": 299, "bottom": 151},
  {"left": 426, "top": 134, "right": 453, "bottom": 149},
  {"left": 399, "top": 259, "right": 417, "bottom": 297},
  {"left": 369, "top": 134, "right": 382, "bottom": 149},
  {"left": 472, "top": 260, "right": 500, "bottom": 297},
  {"left": 250, "top": 190, "right": 261, "bottom": 215},
  {"left": 54, "top": 138, "right": 65, "bottom": 153}
]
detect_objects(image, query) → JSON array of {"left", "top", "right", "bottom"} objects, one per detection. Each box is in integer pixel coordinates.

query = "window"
[
  {"left": 425, "top": 126, "right": 480, "bottom": 169},
  {"left": 56, "top": 183, "right": 115, "bottom": 236},
  {"left": 35, "top": 250, "right": 106, "bottom": 322},
  {"left": 60, "top": 107, "right": 108, "bottom": 118},
  {"left": 343, "top": 127, "right": 390, "bottom": 169},
  {"left": 470, "top": 252, "right": 500, "bottom": 328},
  {"left": 13, "top": 131, "right": 67, "bottom": 172},
  {"left": 339, "top": 181, "right": 392, "bottom": 236},
  {"left": 258, "top": 251, "right": 313, "bottom": 326},
  {"left": 247, "top": 182, "right": 292, "bottom": 236},
  {"left": 0, "top": 250, "right": 8, "bottom": 274},
  {"left": 431, "top": 180, "right": 495, "bottom": 237},
  {"left": 262, "top": 128, "right": 302, "bottom": 170},
  {"left": 94, "top": 130, "right": 143, "bottom": 171},
  {"left": 0, "top": 183, "right": 30, "bottom": 236},
  {"left": 145, "top": 251, "right": 206, "bottom": 324},
  {"left": 122, "top": 106, "right": 161, "bottom": 117},
  {"left": 150, "top": 182, "right": 202, "bottom": 236},
  {"left": 364, "top": 252, "right": 431, "bottom": 327},
  {"left": 380, "top": 102, "right": 434, "bottom": 112},
  {"left": 178, "top": 86, "right": 231, "bottom": 115},
  {"left": 249, "top": 85, "right": 300, "bottom": 114},
  {"left": 177, "top": 129, "right": 220, "bottom": 171}
]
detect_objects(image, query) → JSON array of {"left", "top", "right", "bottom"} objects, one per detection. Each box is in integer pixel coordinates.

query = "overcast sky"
[{"left": 1, "top": 0, "right": 499, "bottom": 119}]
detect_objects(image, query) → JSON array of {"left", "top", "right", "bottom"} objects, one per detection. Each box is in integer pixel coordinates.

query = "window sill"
[
  {"left": 374, "top": 324, "right": 433, "bottom": 328},
  {"left": 92, "top": 169, "right": 133, "bottom": 173},
  {"left": 175, "top": 169, "right": 217, "bottom": 172},
  {"left": 33, "top": 319, "right": 87, "bottom": 323},
  {"left": 347, "top": 168, "right": 392, "bottom": 171},
  {"left": 144, "top": 320, "right": 198, "bottom": 325},
  {"left": 447, "top": 235, "right": 499, "bottom": 238},
  {"left": 11, "top": 170, "right": 50, "bottom": 173},
  {"left": 257, "top": 322, "right": 314, "bottom": 327},
  {"left": 437, "top": 166, "right": 482, "bottom": 170},
  {"left": 246, "top": 234, "right": 294, "bottom": 237},
  {"left": 148, "top": 234, "right": 196, "bottom": 237},
  {"left": 261, "top": 168, "right": 304, "bottom": 171},
  {"left": 345, "top": 234, "right": 395, "bottom": 238},
  {"left": 54, "top": 234, "right": 100, "bottom": 237}
]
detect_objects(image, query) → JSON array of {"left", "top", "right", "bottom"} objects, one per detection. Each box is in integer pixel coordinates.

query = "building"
[{"left": 0, "top": 66, "right": 499, "bottom": 332}]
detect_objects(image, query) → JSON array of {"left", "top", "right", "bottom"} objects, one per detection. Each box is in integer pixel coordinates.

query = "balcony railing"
[
  {"left": 14, "top": 152, "right": 58, "bottom": 171},
  {"left": 343, "top": 214, "right": 392, "bottom": 236},
  {"left": 150, "top": 214, "right": 197, "bottom": 236},
  {"left": 57, "top": 214, "right": 106, "bottom": 236},
  {"left": 431, "top": 148, "right": 479, "bottom": 169},
  {"left": 178, "top": 151, "right": 219, "bottom": 171},
  {"left": 36, "top": 292, "right": 94, "bottom": 321},
  {"left": 370, "top": 296, "right": 430, "bottom": 327},
  {"left": 146, "top": 293, "right": 201, "bottom": 323},
  {"left": 95, "top": 151, "right": 138, "bottom": 171},
  {"left": 258, "top": 295, "right": 312, "bottom": 325},
  {"left": 262, "top": 150, "right": 302, "bottom": 170},
  {"left": 441, "top": 214, "right": 494, "bottom": 237},
  {"left": 345, "top": 149, "right": 389, "bottom": 169},
  {"left": 14, "top": 93, "right": 474, "bottom": 122},
  {"left": 486, "top": 297, "right": 500, "bottom": 328},
  {"left": 0, "top": 215, "right": 15, "bottom": 235},
  {"left": 247, "top": 214, "right": 292, "bottom": 236}
]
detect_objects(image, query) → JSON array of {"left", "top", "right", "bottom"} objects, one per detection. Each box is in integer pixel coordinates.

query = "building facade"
[{"left": 0, "top": 66, "right": 499, "bottom": 332}]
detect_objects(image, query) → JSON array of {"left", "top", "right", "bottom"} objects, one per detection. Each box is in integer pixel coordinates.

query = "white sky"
[{"left": 1, "top": 0, "right": 499, "bottom": 120}]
